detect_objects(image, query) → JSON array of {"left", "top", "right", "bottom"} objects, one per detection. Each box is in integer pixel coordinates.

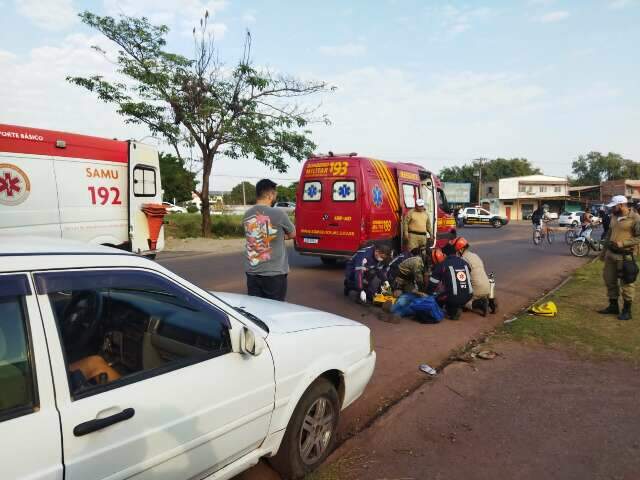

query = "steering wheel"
[{"left": 62, "top": 291, "right": 104, "bottom": 351}]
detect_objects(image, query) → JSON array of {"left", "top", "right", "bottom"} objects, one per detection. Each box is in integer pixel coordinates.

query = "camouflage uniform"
[
  {"left": 393, "top": 255, "right": 428, "bottom": 293},
  {"left": 601, "top": 212, "right": 640, "bottom": 302}
]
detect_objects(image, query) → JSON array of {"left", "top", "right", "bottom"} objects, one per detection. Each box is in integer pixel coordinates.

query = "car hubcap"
[{"left": 299, "top": 397, "right": 335, "bottom": 465}]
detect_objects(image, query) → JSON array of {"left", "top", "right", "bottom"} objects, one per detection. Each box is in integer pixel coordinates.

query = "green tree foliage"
[
  {"left": 277, "top": 182, "right": 298, "bottom": 201},
  {"left": 159, "top": 152, "right": 197, "bottom": 203},
  {"left": 224, "top": 182, "right": 256, "bottom": 205},
  {"left": 439, "top": 158, "right": 541, "bottom": 201},
  {"left": 571, "top": 152, "right": 640, "bottom": 186},
  {"left": 67, "top": 11, "right": 329, "bottom": 236}
]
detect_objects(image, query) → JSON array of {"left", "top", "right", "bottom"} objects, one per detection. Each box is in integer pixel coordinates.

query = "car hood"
[{"left": 211, "top": 292, "right": 363, "bottom": 334}]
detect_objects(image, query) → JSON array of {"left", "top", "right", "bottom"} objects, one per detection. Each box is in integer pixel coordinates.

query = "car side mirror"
[{"left": 240, "top": 327, "right": 265, "bottom": 356}]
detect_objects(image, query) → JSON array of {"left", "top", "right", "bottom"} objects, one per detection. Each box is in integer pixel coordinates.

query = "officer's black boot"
[
  {"left": 598, "top": 298, "right": 620, "bottom": 315},
  {"left": 618, "top": 301, "right": 632, "bottom": 321}
]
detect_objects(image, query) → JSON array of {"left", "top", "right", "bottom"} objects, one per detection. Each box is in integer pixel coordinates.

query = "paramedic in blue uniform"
[
  {"left": 426, "top": 243, "right": 473, "bottom": 320},
  {"left": 344, "top": 243, "right": 392, "bottom": 302}
]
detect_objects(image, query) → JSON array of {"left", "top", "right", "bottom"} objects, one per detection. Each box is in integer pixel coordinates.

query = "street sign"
[{"left": 443, "top": 182, "right": 471, "bottom": 204}]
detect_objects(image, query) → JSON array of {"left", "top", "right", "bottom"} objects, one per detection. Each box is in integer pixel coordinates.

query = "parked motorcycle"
[{"left": 570, "top": 226, "right": 602, "bottom": 257}]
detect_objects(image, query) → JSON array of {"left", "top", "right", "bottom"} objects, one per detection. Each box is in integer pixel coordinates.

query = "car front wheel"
[
  {"left": 492, "top": 219, "right": 503, "bottom": 228},
  {"left": 269, "top": 378, "right": 340, "bottom": 479}
]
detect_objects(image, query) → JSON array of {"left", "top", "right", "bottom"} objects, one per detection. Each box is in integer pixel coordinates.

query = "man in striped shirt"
[{"left": 426, "top": 243, "right": 473, "bottom": 320}]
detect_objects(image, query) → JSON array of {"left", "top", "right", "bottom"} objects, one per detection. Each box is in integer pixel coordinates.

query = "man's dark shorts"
[{"left": 246, "top": 274, "right": 288, "bottom": 301}]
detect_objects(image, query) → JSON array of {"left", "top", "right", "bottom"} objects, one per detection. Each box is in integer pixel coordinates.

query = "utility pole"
[
  {"left": 242, "top": 181, "right": 246, "bottom": 206},
  {"left": 475, "top": 157, "right": 487, "bottom": 205}
]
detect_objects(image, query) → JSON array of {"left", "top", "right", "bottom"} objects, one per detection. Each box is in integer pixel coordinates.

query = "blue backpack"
[{"left": 409, "top": 296, "right": 445, "bottom": 324}]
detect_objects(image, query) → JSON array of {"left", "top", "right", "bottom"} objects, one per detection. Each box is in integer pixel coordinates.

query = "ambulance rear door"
[
  {"left": 395, "top": 166, "right": 423, "bottom": 246},
  {"left": 128, "top": 141, "right": 164, "bottom": 254},
  {"left": 419, "top": 171, "right": 438, "bottom": 248}
]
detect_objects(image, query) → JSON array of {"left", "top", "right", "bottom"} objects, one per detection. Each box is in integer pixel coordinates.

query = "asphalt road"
[{"left": 158, "top": 223, "right": 590, "bottom": 479}]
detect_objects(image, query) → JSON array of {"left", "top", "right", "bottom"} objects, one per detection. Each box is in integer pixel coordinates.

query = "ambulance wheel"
[{"left": 321, "top": 257, "right": 337, "bottom": 265}]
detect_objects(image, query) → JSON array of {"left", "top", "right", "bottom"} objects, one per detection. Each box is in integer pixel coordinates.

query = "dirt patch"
[
  {"left": 318, "top": 341, "right": 640, "bottom": 480},
  {"left": 163, "top": 236, "right": 245, "bottom": 255}
]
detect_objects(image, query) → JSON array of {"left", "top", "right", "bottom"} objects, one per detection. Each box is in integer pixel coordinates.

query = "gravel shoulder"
[{"left": 314, "top": 340, "right": 640, "bottom": 480}]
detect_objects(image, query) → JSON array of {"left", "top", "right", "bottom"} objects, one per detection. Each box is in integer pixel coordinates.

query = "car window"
[
  {"left": 332, "top": 180, "right": 356, "bottom": 202},
  {"left": 467, "top": 208, "right": 476, "bottom": 215},
  {"left": 303, "top": 181, "right": 322, "bottom": 201},
  {"left": 133, "top": 165, "right": 157, "bottom": 197},
  {"left": 479, "top": 209, "right": 490, "bottom": 216},
  {"left": 0, "top": 275, "right": 37, "bottom": 421},
  {"left": 35, "top": 269, "right": 232, "bottom": 399}
]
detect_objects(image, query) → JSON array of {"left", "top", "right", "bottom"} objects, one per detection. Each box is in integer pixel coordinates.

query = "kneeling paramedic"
[
  {"left": 344, "top": 243, "right": 393, "bottom": 302},
  {"left": 391, "top": 247, "right": 430, "bottom": 295},
  {"left": 426, "top": 243, "right": 473, "bottom": 320},
  {"left": 451, "top": 237, "right": 497, "bottom": 316},
  {"left": 598, "top": 195, "right": 640, "bottom": 321}
]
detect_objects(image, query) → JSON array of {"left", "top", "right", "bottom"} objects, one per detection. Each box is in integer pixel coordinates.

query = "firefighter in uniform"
[
  {"left": 598, "top": 195, "right": 640, "bottom": 321},
  {"left": 403, "top": 198, "right": 432, "bottom": 252},
  {"left": 344, "top": 243, "right": 393, "bottom": 302},
  {"left": 427, "top": 243, "right": 473, "bottom": 320},
  {"left": 451, "top": 237, "right": 497, "bottom": 316}
]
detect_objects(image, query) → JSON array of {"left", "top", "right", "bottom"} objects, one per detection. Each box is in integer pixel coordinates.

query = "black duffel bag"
[{"left": 621, "top": 255, "right": 639, "bottom": 284}]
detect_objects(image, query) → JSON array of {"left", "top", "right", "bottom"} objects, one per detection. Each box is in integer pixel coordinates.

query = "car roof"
[
  {"left": 0, "top": 236, "right": 127, "bottom": 256},
  {"left": 0, "top": 237, "right": 161, "bottom": 275}
]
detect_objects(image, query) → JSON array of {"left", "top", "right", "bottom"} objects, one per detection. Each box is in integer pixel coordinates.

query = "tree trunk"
[{"left": 200, "top": 151, "right": 214, "bottom": 237}]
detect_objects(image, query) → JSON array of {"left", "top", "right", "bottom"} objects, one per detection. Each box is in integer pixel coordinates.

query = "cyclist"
[{"left": 531, "top": 204, "right": 551, "bottom": 236}]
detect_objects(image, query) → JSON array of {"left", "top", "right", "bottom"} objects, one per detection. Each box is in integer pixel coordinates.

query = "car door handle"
[{"left": 73, "top": 408, "right": 135, "bottom": 437}]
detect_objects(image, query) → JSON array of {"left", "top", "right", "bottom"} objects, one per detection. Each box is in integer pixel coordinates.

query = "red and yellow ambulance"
[
  {"left": 0, "top": 124, "right": 165, "bottom": 255},
  {"left": 294, "top": 153, "right": 456, "bottom": 261}
]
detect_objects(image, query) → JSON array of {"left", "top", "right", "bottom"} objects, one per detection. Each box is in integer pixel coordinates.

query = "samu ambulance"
[
  {"left": 0, "top": 124, "right": 165, "bottom": 255},
  {"left": 294, "top": 153, "right": 456, "bottom": 262}
]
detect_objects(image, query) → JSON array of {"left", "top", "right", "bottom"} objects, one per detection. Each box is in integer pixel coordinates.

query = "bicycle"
[{"left": 533, "top": 224, "right": 554, "bottom": 245}]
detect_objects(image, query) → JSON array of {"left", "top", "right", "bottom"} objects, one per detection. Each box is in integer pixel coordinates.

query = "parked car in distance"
[
  {"left": 162, "top": 201, "right": 187, "bottom": 213},
  {"left": 275, "top": 201, "right": 296, "bottom": 213},
  {"left": 558, "top": 211, "right": 584, "bottom": 227},
  {"left": 1, "top": 237, "right": 376, "bottom": 480},
  {"left": 457, "top": 207, "right": 509, "bottom": 228}
]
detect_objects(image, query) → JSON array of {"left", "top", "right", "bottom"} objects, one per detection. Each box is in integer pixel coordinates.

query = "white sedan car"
[
  {"left": 0, "top": 238, "right": 375, "bottom": 480},
  {"left": 558, "top": 211, "right": 584, "bottom": 227}
]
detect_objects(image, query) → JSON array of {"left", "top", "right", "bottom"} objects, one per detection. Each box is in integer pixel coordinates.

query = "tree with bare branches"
[{"left": 68, "top": 11, "right": 330, "bottom": 235}]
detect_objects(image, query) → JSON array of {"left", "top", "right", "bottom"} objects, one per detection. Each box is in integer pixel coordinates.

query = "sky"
[{"left": 1, "top": 0, "right": 639, "bottom": 191}]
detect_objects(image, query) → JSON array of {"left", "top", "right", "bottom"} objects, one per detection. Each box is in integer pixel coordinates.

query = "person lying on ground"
[
  {"left": 426, "top": 243, "right": 473, "bottom": 320},
  {"left": 344, "top": 243, "right": 393, "bottom": 303},
  {"left": 451, "top": 236, "right": 497, "bottom": 316}
]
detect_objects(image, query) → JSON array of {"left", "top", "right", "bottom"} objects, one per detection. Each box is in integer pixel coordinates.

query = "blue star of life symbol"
[
  {"left": 373, "top": 185, "right": 383, "bottom": 207},
  {"left": 338, "top": 183, "right": 352, "bottom": 198},
  {"left": 306, "top": 184, "right": 318, "bottom": 198}
]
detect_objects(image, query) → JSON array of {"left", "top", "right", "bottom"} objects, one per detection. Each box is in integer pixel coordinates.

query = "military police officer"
[
  {"left": 598, "top": 195, "right": 640, "bottom": 321},
  {"left": 402, "top": 198, "right": 432, "bottom": 252}
]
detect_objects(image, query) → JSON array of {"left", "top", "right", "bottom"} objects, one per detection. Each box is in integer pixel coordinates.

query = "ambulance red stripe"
[{"left": 0, "top": 124, "right": 128, "bottom": 163}]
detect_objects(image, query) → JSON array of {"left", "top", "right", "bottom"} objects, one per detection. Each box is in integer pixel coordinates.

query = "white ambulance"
[{"left": 0, "top": 124, "right": 165, "bottom": 255}]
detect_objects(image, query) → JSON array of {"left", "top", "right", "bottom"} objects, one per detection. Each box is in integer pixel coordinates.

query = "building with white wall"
[{"left": 481, "top": 175, "right": 569, "bottom": 220}]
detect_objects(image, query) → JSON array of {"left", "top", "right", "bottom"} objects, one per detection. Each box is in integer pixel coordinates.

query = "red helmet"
[
  {"left": 450, "top": 236, "right": 469, "bottom": 253},
  {"left": 431, "top": 248, "right": 446, "bottom": 265}
]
